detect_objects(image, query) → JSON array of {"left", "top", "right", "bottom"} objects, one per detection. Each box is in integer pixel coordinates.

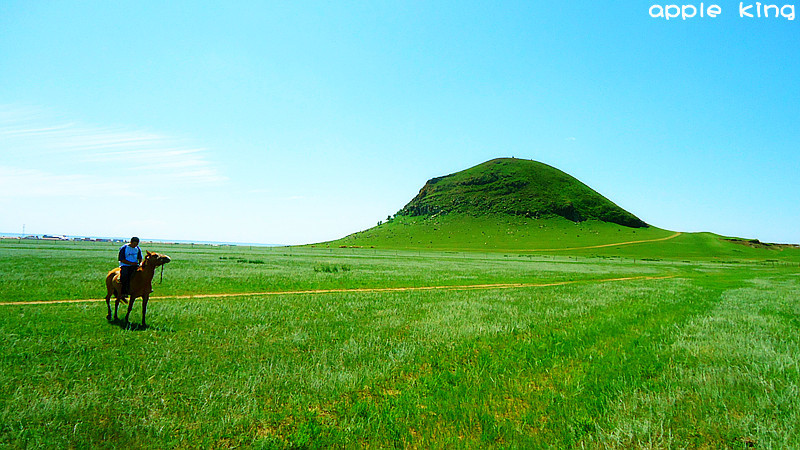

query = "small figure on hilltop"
[{"left": 118, "top": 237, "right": 142, "bottom": 301}]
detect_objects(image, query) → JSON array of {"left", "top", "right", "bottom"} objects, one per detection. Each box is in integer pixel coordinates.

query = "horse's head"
[{"left": 145, "top": 251, "right": 171, "bottom": 267}]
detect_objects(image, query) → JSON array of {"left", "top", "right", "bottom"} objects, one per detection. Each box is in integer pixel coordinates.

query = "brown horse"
[{"left": 105, "top": 250, "right": 171, "bottom": 327}]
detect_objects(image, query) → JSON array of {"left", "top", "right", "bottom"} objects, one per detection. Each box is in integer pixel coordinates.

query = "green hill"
[
  {"left": 324, "top": 158, "right": 800, "bottom": 261},
  {"left": 398, "top": 158, "right": 647, "bottom": 227}
]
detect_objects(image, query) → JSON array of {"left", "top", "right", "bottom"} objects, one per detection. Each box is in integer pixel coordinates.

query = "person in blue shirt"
[{"left": 118, "top": 237, "right": 143, "bottom": 299}]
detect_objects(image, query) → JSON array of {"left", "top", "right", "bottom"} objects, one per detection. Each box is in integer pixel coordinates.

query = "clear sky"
[{"left": 1, "top": 2, "right": 798, "bottom": 245}]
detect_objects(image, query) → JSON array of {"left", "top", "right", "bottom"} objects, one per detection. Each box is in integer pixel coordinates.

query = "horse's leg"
[
  {"left": 105, "top": 292, "right": 112, "bottom": 321},
  {"left": 124, "top": 295, "right": 137, "bottom": 324},
  {"left": 113, "top": 285, "right": 122, "bottom": 321},
  {"left": 141, "top": 294, "right": 149, "bottom": 328}
]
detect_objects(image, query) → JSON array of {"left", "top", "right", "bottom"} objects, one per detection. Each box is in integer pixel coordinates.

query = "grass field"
[{"left": 1, "top": 238, "right": 799, "bottom": 448}]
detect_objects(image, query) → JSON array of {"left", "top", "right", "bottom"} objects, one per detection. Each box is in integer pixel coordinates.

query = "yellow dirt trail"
[
  {"left": 1, "top": 275, "right": 676, "bottom": 306},
  {"left": 523, "top": 231, "right": 683, "bottom": 252}
]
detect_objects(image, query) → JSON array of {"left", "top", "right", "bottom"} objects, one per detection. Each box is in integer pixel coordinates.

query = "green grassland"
[
  {"left": 1, "top": 239, "right": 667, "bottom": 304},
  {"left": 1, "top": 238, "right": 800, "bottom": 448}
]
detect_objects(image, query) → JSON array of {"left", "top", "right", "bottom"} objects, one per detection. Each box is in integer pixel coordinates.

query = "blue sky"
[{"left": 1, "top": 2, "right": 798, "bottom": 245}]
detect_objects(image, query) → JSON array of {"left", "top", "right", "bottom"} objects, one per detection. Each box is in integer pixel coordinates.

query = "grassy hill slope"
[
  {"left": 327, "top": 214, "right": 800, "bottom": 262},
  {"left": 334, "top": 214, "right": 668, "bottom": 251}
]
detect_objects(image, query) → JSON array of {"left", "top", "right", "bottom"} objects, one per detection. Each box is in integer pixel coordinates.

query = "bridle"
[{"left": 143, "top": 254, "right": 167, "bottom": 284}]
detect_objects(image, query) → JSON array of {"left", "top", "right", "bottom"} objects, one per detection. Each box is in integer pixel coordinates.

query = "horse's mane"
[{"left": 140, "top": 252, "right": 157, "bottom": 270}]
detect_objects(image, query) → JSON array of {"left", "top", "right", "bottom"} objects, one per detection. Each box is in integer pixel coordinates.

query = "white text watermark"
[{"left": 649, "top": 3, "right": 795, "bottom": 20}]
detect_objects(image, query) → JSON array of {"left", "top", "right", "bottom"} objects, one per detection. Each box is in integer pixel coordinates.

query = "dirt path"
[
  {"left": 1, "top": 275, "right": 676, "bottom": 306},
  {"left": 524, "top": 231, "right": 683, "bottom": 252}
]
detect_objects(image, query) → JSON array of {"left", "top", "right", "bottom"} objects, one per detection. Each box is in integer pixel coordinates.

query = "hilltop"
[{"left": 398, "top": 158, "right": 647, "bottom": 228}]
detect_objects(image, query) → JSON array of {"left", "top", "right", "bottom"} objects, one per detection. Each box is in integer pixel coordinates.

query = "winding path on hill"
[
  {"left": 525, "top": 231, "right": 683, "bottom": 252},
  {"left": 1, "top": 275, "right": 676, "bottom": 306}
]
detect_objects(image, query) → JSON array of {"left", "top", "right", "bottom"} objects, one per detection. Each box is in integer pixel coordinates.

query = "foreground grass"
[
  {"left": 2, "top": 269, "right": 799, "bottom": 447},
  {"left": 584, "top": 275, "right": 800, "bottom": 448},
  {"left": 1, "top": 240, "right": 799, "bottom": 447}
]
